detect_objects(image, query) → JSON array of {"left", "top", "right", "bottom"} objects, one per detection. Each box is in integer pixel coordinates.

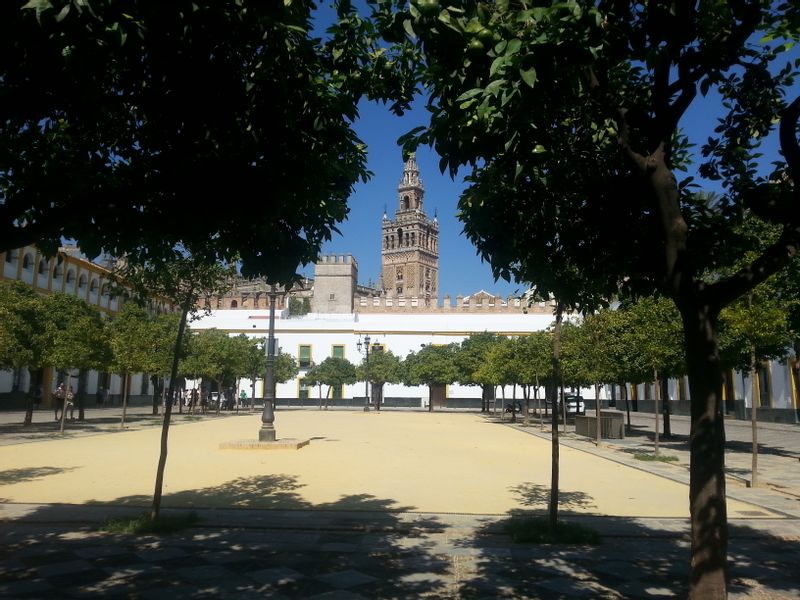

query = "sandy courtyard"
[{"left": 0, "top": 411, "right": 769, "bottom": 517}]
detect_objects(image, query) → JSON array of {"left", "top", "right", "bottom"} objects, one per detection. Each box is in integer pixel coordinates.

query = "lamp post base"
[
  {"left": 259, "top": 425, "right": 277, "bottom": 442},
  {"left": 363, "top": 404, "right": 370, "bottom": 412}
]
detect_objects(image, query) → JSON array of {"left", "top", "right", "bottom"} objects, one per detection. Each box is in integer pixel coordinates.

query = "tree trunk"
[
  {"left": 662, "top": 378, "right": 672, "bottom": 436},
  {"left": 680, "top": 301, "right": 728, "bottom": 599},
  {"left": 791, "top": 342, "right": 800, "bottom": 413},
  {"left": 152, "top": 376, "right": 160, "bottom": 415},
  {"left": 524, "top": 384, "right": 530, "bottom": 427},
  {"left": 622, "top": 381, "right": 631, "bottom": 434},
  {"left": 654, "top": 369, "right": 660, "bottom": 457},
  {"left": 595, "top": 382, "right": 602, "bottom": 447},
  {"left": 77, "top": 369, "right": 86, "bottom": 421},
  {"left": 151, "top": 296, "right": 191, "bottom": 522},
  {"left": 549, "top": 305, "right": 563, "bottom": 531},
  {"left": 120, "top": 372, "right": 130, "bottom": 429},
  {"left": 24, "top": 387, "right": 34, "bottom": 426},
  {"left": 750, "top": 343, "right": 759, "bottom": 488},
  {"left": 428, "top": 386, "right": 433, "bottom": 412}
]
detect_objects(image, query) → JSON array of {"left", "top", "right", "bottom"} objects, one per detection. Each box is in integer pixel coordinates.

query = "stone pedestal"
[{"left": 220, "top": 438, "right": 310, "bottom": 450}]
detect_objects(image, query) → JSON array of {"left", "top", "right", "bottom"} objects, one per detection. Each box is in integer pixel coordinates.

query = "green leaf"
[
  {"left": 505, "top": 38, "right": 522, "bottom": 56},
  {"left": 490, "top": 56, "right": 507, "bottom": 76},
  {"left": 54, "top": 3, "right": 70, "bottom": 22},
  {"left": 520, "top": 67, "right": 537, "bottom": 87},
  {"left": 455, "top": 88, "right": 482, "bottom": 102},
  {"left": 21, "top": 0, "right": 53, "bottom": 22},
  {"left": 485, "top": 79, "right": 504, "bottom": 97}
]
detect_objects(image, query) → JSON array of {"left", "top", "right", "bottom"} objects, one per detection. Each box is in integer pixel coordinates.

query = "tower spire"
[{"left": 398, "top": 152, "right": 424, "bottom": 211}]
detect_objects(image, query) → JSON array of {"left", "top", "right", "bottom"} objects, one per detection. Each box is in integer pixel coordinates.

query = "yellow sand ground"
[{"left": 0, "top": 411, "right": 770, "bottom": 517}]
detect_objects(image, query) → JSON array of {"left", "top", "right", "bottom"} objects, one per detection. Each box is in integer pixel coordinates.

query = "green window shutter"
[
  {"left": 332, "top": 345, "right": 345, "bottom": 359},
  {"left": 299, "top": 345, "right": 311, "bottom": 368}
]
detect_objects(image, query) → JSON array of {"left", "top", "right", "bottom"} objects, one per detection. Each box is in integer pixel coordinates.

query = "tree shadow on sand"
[
  {"left": 0, "top": 466, "right": 78, "bottom": 485},
  {"left": 509, "top": 482, "right": 598, "bottom": 513}
]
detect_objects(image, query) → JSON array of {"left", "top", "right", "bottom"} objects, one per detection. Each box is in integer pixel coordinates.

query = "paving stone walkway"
[{"left": 2, "top": 506, "right": 799, "bottom": 599}]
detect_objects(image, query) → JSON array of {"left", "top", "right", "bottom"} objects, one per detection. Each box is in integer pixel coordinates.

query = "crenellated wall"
[{"left": 355, "top": 293, "right": 556, "bottom": 314}]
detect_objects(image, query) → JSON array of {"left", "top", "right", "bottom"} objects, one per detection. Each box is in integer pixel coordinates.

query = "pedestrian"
[
  {"left": 96, "top": 386, "right": 104, "bottom": 408},
  {"left": 66, "top": 386, "right": 75, "bottom": 420},
  {"left": 239, "top": 389, "right": 248, "bottom": 409},
  {"left": 53, "top": 383, "right": 65, "bottom": 421}
]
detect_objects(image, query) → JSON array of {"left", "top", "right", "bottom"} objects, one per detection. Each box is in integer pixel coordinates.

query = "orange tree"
[
  {"left": 0, "top": 0, "right": 416, "bottom": 281},
  {"left": 384, "top": 1, "right": 800, "bottom": 596}
]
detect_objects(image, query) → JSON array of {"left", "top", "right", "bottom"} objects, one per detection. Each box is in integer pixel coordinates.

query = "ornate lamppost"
[
  {"left": 259, "top": 284, "right": 279, "bottom": 442},
  {"left": 356, "top": 334, "right": 371, "bottom": 412}
]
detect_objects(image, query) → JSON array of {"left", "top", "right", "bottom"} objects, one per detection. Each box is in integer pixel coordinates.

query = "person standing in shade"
[{"left": 53, "top": 383, "right": 65, "bottom": 421}]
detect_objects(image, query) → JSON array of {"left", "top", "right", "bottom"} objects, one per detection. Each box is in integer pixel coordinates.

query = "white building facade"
[{"left": 189, "top": 309, "right": 557, "bottom": 409}]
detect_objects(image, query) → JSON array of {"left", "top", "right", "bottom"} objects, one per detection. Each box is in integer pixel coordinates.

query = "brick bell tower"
[{"left": 380, "top": 154, "right": 439, "bottom": 299}]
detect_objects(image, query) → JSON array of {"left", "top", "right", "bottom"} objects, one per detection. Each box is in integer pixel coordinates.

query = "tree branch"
[
  {"left": 616, "top": 108, "right": 649, "bottom": 172},
  {"left": 707, "top": 225, "right": 800, "bottom": 309},
  {"left": 665, "top": 1, "right": 761, "bottom": 97}
]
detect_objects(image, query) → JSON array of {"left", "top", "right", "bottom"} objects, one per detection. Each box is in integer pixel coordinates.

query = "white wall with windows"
[{"left": 190, "top": 309, "right": 557, "bottom": 405}]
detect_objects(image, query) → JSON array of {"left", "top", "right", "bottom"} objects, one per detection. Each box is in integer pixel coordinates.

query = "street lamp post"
[
  {"left": 357, "top": 334, "right": 371, "bottom": 412},
  {"left": 259, "top": 284, "right": 278, "bottom": 442}
]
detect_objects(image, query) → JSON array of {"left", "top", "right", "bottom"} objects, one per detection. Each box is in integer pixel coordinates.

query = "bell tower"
[{"left": 381, "top": 154, "right": 439, "bottom": 299}]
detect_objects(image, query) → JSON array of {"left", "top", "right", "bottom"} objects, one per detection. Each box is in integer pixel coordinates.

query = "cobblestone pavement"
[
  {"left": 1, "top": 407, "right": 799, "bottom": 599},
  {"left": 1, "top": 505, "right": 799, "bottom": 599}
]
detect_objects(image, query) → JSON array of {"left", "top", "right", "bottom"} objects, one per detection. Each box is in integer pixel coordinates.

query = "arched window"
[
  {"left": 5, "top": 249, "right": 18, "bottom": 264},
  {"left": 38, "top": 259, "right": 49, "bottom": 275},
  {"left": 66, "top": 269, "right": 76, "bottom": 286},
  {"left": 230, "top": 300, "right": 238, "bottom": 308},
  {"left": 89, "top": 278, "right": 99, "bottom": 293},
  {"left": 401, "top": 195, "right": 409, "bottom": 210},
  {"left": 78, "top": 274, "right": 87, "bottom": 290},
  {"left": 22, "top": 253, "right": 34, "bottom": 270},
  {"left": 397, "top": 227, "right": 403, "bottom": 246},
  {"left": 53, "top": 264, "right": 63, "bottom": 280}
]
